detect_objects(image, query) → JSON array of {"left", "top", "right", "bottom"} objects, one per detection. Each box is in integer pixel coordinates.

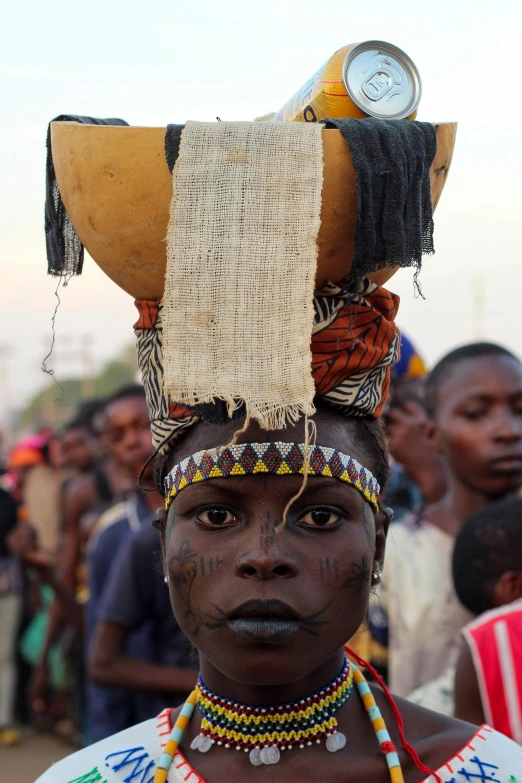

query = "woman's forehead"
[{"left": 169, "top": 408, "right": 364, "bottom": 467}]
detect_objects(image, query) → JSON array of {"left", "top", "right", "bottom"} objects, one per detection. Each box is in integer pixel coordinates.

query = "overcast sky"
[{"left": 1, "top": 0, "right": 521, "bottom": 425}]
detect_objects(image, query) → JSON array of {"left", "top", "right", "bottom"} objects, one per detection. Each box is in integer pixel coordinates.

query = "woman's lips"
[
  {"left": 228, "top": 617, "right": 300, "bottom": 641},
  {"left": 227, "top": 599, "right": 301, "bottom": 640}
]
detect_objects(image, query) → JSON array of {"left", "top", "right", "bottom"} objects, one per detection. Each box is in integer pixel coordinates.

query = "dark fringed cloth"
[
  {"left": 45, "top": 115, "right": 129, "bottom": 277},
  {"left": 165, "top": 124, "right": 185, "bottom": 174},
  {"left": 322, "top": 118, "right": 436, "bottom": 287}
]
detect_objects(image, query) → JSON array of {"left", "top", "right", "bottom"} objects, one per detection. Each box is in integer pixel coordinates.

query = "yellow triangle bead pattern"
[{"left": 164, "top": 442, "right": 380, "bottom": 512}]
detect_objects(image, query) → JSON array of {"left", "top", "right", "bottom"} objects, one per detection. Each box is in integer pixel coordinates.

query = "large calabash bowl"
[{"left": 51, "top": 121, "right": 457, "bottom": 299}]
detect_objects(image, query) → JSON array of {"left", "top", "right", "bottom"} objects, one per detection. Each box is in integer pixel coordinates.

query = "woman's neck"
[{"left": 198, "top": 648, "right": 346, "bottom": 706}]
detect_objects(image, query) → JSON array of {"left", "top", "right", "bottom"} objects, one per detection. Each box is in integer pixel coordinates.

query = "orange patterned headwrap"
[{"left": 134, "top": 278, "right": 400, "bottom": 454}]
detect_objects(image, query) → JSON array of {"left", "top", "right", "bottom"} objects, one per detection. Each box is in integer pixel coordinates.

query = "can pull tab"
[{"left": 361, "top": 57, "right": 404, "bottom": 103}]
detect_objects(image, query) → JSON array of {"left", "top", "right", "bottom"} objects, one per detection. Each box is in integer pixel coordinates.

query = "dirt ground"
[{"left": 0, "top": 731, "right": 72, "bottom": 783}]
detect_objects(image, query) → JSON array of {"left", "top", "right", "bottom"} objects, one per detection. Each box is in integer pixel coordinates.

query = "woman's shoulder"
[
  {"left": 419, "top": 724, "right": 522, "bottom": 782},
  {"left": 386, "top": 694, "right": 522, "bottom": 781},
  {"left": 33, "top": 716, "right": 161, "bottom": 783}
]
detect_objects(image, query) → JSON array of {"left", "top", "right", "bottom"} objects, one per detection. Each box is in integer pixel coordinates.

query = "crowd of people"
[
  {"left": 0, "top": 385, "right": 197, "bottom": 750},
  {"left": 0, "top": 334, "right": 521, "bottom": 767}
]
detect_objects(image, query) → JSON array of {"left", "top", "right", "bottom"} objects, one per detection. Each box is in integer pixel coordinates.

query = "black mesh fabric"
[
  {"left": 322, "top": 118, "right": 437, "bottom": 287},
  {"left": 46, "top": 115, "right": 129, "bottom": 277},
  {"left": 165, "top": 124, "right": 185, "bottom": 174}
]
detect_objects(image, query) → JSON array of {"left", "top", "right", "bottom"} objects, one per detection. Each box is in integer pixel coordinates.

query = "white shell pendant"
[
  {"left": 194, "top": 734, "right": 212, "bottom": 753},
  {"left": 249, "top": 748, "right": 263, "bottom": 766},
  {"left": 251, "top": 745, "right": 281, "bottom": 765},
  {"left": 326, "top": 731, "right": 347, "bottom": 752}
]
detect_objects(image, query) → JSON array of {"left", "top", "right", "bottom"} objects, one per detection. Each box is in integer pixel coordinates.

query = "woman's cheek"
[{"left": 315, "top": 525, "right": 372, "bottom": 594}]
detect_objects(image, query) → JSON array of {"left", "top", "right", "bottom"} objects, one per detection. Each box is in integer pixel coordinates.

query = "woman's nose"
[{"left": 235, "top": 552, "right": 298, "bottom": 580}]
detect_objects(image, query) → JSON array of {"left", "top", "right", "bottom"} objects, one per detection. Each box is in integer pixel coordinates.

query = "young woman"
[{"left": 35, "top": 398, "right": 522, "bottom": 782}]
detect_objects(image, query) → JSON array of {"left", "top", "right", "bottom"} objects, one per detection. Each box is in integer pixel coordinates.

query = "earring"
[
  {"left": 371, "top": 568, "right": 382, "bottom": 586},
  {"left": 164, "top": 575, "right": 169, "bottom": 584}
]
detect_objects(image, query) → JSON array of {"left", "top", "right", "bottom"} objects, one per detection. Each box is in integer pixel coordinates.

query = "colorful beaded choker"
[
  {"left": 164, "top": 442, "right": 380, "bottom": 512},
  {"left": 153, "top": 660, "right": 406, "bottom": 782},
  {"left": 192, "top": 656, "right": 353, "bottom": 765}
]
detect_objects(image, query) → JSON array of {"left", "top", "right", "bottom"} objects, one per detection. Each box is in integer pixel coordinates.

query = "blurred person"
[
  {"left": 453, "top": 496, "right": 522, "bottom": 740},
  {"left": 7, "top": 436, "right": 46, "bottom": 497},
  {"left": 371, "top": 343, "right": 522, "bottom": 701},
  {"left": 22, "top": 429, "right": 71, "bottom": 555},
  {"left": 366, "top": 334, "right": 446, "bottom": 673},
  {"left": 85, "top": 385, "right": 160, "bottom": 742},
  {"left": 60, "top": 419, "right": 99, "bottom": 475},
  {"left": 0, "top": 431, "right": 6, "bottom": 476},
  {"left": 383, "top": 333, "right": 446, "bottom": 520},
  {"left": 30, "top": 388, "right": 145, "bottom": 724},
  {"left": 0, "top": 485, "right": 22, "bottom": 745},
  {"left": 88, "top": 524, "right": 197, "bottom": 740}
]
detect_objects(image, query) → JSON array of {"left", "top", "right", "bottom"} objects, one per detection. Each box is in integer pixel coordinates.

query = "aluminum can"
[{"left": 274, "top": 41, "right": 421, "bottom": 122}]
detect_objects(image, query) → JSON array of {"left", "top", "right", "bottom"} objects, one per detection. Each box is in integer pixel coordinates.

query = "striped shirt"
[{"left": 463, "top": 599, "right": 522, "bottom": 743}]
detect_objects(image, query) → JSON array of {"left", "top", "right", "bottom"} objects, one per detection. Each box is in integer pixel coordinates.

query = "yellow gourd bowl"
[{"left": 51, "top": 121, "right": 457, "bottom": 299}]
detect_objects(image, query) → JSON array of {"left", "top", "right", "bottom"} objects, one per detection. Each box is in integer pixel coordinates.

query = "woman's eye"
[
  {"left": 299, "top": 509, "right": 341, "bottom": 528},
  {"left": 197, "top": 508, "right": 237, "bottom": 526}
]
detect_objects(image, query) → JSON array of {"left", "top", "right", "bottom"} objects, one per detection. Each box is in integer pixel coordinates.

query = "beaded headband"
[{"left": 164, "top": 442, "right": 380, "bottom": 512}]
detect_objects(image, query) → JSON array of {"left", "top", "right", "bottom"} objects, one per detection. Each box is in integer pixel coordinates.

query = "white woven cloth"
[{"left": 162, "top": 120, "right": 324, "bottom": 430}]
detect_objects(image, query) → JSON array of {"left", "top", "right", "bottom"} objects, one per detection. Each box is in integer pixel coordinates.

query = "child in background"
[{"left": 453, "top": 496, "right": 522, "bottom": 741}]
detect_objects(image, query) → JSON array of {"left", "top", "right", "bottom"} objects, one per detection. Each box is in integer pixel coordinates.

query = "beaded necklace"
[
  {"left": 153, "top": 659, "right": 405, "bottom": 783},
  {"left": 193, "top": 656, "right": 352, "bottom": 765}
]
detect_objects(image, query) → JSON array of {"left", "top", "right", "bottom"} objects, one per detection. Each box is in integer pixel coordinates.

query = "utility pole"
[
  {"left": 39, "top": 334, "right": 96, "bottom": 426},
  {"left": 81, "top": 334, "right": 95, "bottom": 399},
  {"left": 471, "top": 274, "right": 485, "bottom": 341},
  {"left": 0, "top": 342, "right": 13, "bottom": 427},
  {"left": 41, "top": 334, "right": 96, "bottom": 395}
]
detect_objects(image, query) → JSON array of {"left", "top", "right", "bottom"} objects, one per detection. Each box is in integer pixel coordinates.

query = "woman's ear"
[
  {"left": 373, "top": 506, "right": 392, "bottom": 572},
  {"left": 154, "top": 507, "right": 168, "bottom": 575},
  {"left": 153, "top": 506, "right": 166, "bottom": 531}
]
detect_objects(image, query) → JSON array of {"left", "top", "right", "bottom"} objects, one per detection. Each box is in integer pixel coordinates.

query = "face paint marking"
[
  {"left": 341, "top": 554, "right": 371, "bottom": 593},
  {"left": 169, "top": 540, "right": 200, "bottom": 635}
]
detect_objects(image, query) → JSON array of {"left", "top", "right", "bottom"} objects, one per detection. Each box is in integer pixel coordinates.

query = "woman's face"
[{"left": 161, "top": 409, "right": 387, "bottom": 688}]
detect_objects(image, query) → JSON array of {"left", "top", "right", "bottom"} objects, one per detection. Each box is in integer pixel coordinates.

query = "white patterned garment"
[
  {"left": 376, "top": 515, "right": 473, "bottom": 698},
  {"left": 33, "top": 711, "right": 522, "bottom": 782}
]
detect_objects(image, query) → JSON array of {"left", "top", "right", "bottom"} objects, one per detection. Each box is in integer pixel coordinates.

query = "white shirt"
[{"left": 377, "top": 515, "right": 473, "bottom": 697}]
